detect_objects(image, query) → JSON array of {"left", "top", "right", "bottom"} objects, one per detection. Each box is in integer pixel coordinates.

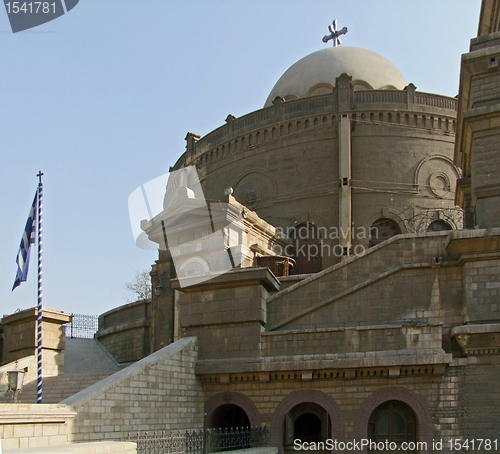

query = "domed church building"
[
  {"left": 172, "top": 43, "right": 461, "bottom": 274},
  {"left": 87, "top": 8, "right": 500, "bottom": 452},
  {"left": 140, "top": 38, "right": 471, "bottom": 449}
]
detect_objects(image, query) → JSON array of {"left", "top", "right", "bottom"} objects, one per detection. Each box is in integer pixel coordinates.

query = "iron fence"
[
  {"left": 64, "top": 313, "right": 99, "bottom": 339},
  {"left": 128, "top": 426, "right": 269, "bottom": 454}
]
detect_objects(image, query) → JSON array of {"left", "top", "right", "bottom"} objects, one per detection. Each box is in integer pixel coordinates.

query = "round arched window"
[
  {"left": 285, "top": 402, "right": 330, "bottom": 446},
  {"left": 427, "top": 220, "right": 452, "bottom": 232},
  {"left": 368, "top": 401, "right": 416, "bottom": 446},
  {"left": 369, "top": 218, "right": 401, "bottom": 247}
]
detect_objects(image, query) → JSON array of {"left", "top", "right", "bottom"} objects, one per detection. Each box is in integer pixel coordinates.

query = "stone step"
[
  {"left": 63, "top": 338, "right": 121, "bottom": 375},
  {"left": 4, "top": 373, "right": 113, "bottom": 404},
  {"left": 267, "top": 232, "right": 448, "bottom": 330}
]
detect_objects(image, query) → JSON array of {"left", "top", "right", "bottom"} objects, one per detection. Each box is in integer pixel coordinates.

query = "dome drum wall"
[
  {"left": 174, "top": 76, "right": 459, "bottom": 269},
  {"left": 174, "top": 89, "right": 457, "bottom": 171}
]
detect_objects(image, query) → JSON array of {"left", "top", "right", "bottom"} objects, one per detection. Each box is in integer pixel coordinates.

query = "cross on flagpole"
[
  {"left": 322, "top": 20, "right": 348, "bottom": 47},
  {"left": 36, "top": 171, "right": 43, "bottom": 404}
]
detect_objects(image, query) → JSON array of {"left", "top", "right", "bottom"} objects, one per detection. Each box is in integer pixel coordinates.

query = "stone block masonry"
[
  {"left": 0, "top": 404, "right": 76, "bottom": 450},
  {"left": 62, "top": 337, "right": 204, "bottom": 442},
  {"left": 3, "top": 441, "right": 137, "bottom": 453},
  {"left": 1, "top": 308, "right": 71, "bottom": 377}
]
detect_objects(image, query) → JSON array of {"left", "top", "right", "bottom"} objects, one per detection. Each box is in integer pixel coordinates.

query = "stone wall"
[
  {"left": 462, "top": 358, "right": 500, "bottom": 440},
  {"left": 201, "top": 368, "right": 465, "bottom": 454},
  {"left": 1, "top": 308, "right": 71, "bottom": 377},
  {"left": 62, "top": 337, "right": 204, "bottom": 442},
  {"left": 455, "top": 29, "right": 500, "bottom": 228},
  {"left": 3, "top": 441, "right": 137, "bottom": 453},
  {"left": 95, "top": 300, "right": 151, "bottom": 364},
  {"left": 0, "top": 403, "right": 76, "bottom": 450},
  {"left": 200, "top": 359, "right": 497, "bottom": 453},
  {"left": 178, "top": 268, "right": 279, "bottom": 363},
  {"left": 189, "top": 228, "right": 500, "bottom": 453}
]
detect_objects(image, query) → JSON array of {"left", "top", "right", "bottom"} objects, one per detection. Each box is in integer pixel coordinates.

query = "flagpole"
[{"left": 36, "top": 171, "right": 43, "bottom": 404}]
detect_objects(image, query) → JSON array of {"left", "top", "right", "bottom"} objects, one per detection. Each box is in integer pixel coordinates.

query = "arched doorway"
[
  {"left": 292, "top": 222, "right": 322, "bottom": 274},
  {"left": 208, "top": 404, "right": 251, "bottom": 429},
  {"left": 368, "top": 400, "right": 416, "bottom": 448},
  {"left": 271, "top": 390, "right": 343, "bottom": 454},
  {"left": 369, "top": 218, "right": 401, "bottom": 247},
  {"left": 285, "top": 402, "right": 330, "bottom": 448},
  {"left": 204, "top": 392, "right": 261, "bottom": 430}
]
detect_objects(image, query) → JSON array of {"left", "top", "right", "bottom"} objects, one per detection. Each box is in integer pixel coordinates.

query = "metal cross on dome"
[{"left": 322, "top": 20, "right": 348, "bottom": 47}]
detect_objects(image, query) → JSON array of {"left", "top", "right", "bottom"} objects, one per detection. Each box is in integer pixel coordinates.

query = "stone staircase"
[
  {"left": 2, "top": 338, "right": 123, "bottom": 404},
  {"left": 15, "top": 372, "right": 114, "bottom": 404},
  {"left": 267, "top": 231, "right": 450, "bottom": 330},
  {"left": 63, "top": 338, "right": 121, "bottom": 375}
]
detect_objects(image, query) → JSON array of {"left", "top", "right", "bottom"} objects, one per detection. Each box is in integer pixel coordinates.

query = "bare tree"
[{"left": 125, "top": 270, "right": 152, "bottom": 302}]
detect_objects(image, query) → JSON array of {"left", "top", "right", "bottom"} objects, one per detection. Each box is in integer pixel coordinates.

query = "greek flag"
[{"left": 12, "top": 191, "right": 38, "bottom": 291}]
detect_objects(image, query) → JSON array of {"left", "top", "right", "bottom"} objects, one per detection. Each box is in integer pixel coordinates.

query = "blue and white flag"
[{"left": 12, "top": 191, "right": 38, "bottom": 291}]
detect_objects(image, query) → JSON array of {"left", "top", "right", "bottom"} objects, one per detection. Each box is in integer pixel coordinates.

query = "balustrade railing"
[
  {"left": 64, "top": 313, "right": 98, "bottom": 339},
  {"left": 128, "top": 426, "right": 269, "bottom": 454}
]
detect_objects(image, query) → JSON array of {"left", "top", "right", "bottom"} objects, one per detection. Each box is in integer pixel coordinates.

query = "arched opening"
[
  {"left": 368, "top": 400, "right": 416, "bottom": 448},
  {"left": 209, "top": 404, "right": 251, "bottom": 429},
  {"left": 285, "top": 403, "right": 330, "bottom": 449},
  {"left": 291, "top": 222, "right": 322, "bottom": 274},
  {"left": 427, "top": 220, "right": 452, "bottom": 231},
  {"left": 369, "top": 218, "right": 401, "bottom": 247},
  {"left": 294, "top": 413, "right": 322, "bottom": 442}
]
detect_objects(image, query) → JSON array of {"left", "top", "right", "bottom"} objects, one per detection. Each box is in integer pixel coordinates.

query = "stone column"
[
  {"left": 336, "top": 73, "right": 353, "bottom": 259},
  {"left": 1, "top": 308, "right": 71, "bottom": 377}
]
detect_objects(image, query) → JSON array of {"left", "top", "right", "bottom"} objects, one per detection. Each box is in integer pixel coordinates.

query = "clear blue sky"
[{"left": 1, "top": 0, "right": 481, "bottom": 317}]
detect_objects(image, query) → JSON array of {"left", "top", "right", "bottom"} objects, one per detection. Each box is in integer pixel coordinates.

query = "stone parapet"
[
  {"left": 95, "top": 299, "right": 151, "bottom": 364},
  {"left": 0, "top": 403, "right": 76, "bottom": 450},
  {"left": 4, "top": 441, "right": 137, "bottom": 453},
  {"left": 1, "top": 308, "right": 71, "bottom": 377},
  {"left": 62, "top": 337, "right": 204, "bottom": 442},
  {"left": 451, "top": 323, "right": 500, "bottom": 355}
]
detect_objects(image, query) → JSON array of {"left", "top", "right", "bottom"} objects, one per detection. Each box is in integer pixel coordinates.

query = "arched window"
[
  {"left": 368, "top": 401, "right": 416, "bottom": 447},
  {"left": 427, "top": 220, "right": 452, "bottom": 232},
  {"left": 285, "top": 403, "right": 330, "bottom": 446},
  {"left": 369, "top": 218, "right": 401, "bottom": 247}
]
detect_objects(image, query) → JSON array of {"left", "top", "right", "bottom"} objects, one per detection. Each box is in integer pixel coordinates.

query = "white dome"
[{"left": 265, "top": 46, "right": 407, "bottom": 107}]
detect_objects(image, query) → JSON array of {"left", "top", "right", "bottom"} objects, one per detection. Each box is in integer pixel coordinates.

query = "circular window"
[
  {"left": 429, "top": 172, "right": 451, "bottom": 198},
  {"left": 243, "top": 187, "right": 260, "bottom": 208}
]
